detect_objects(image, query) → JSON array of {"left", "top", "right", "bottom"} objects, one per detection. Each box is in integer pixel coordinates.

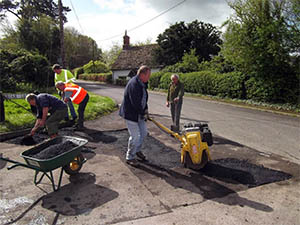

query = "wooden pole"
[
  {"left": 58, "top": 0, "right": 65, "bottom": 67},
  {"left": 0, "top": 92, "right": 5, "bottom": 122}
]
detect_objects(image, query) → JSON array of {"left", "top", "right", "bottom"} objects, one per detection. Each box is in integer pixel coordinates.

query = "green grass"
[{"left": 0, "top": 92, "right": 117, "bottom": 133}]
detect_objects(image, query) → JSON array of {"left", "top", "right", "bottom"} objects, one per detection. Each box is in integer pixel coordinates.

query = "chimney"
[{"left": 123, "top": 30, "right": 130, "bottom": 50}]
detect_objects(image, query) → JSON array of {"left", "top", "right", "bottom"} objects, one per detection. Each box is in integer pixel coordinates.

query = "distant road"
[{"left": 77, "top": 81, "right": 300, "bottom": 164}]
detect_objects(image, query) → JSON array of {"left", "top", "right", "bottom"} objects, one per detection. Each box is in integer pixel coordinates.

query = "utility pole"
[{"left": 58, "top": 0, "right": 65, "bottom": 67}]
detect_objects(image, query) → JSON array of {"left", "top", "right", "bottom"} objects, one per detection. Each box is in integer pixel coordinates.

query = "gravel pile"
[{"left": 28, "top": 140, "right": 78, "bottom": 160}]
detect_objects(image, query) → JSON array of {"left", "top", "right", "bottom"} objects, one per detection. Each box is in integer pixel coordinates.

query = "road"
[
  {"left": 78, "top": 81, "right": 300, "bottom": 164},
  {"left": 1, "top": 81, "right": 300, "bottom": 224}
]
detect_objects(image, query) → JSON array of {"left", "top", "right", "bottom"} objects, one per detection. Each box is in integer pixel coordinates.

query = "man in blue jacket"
[{"left": 119, "top": 65, "right": 151, "bottom": 166}]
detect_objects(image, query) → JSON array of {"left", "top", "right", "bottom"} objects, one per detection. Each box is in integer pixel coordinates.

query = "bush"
[
  {"left": 0, "top": 49, "right": 51, "bottom": 91},
  {"left": 148, "top": 71, "right": 164, "bottom": 89},
  {"left": 83, "top": 60, "right": 110, "bottom": 74},
  {"left": 73, "top": 67, "right": 84, "bottom": 79},
  {"left": 78, "top": 72, "right": 112, "bottom": 83},
  {"left": 116, "top": 77, "right": 128, "bottom": 86},
  {"left": 158, "top": 72, "right": 174, "bottom": 89},
  {"left": 155, "top": 70, "right": 246, "bottom": 99}
]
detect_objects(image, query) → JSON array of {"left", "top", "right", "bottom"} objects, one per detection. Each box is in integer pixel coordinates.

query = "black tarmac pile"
[{"left": 28, "top": 140, "right": 78, "bottom": 160}]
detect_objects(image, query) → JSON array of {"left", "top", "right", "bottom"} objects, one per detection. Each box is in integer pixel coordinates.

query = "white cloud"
[{"left": 0, "top": 0, "right": 232, "bottom": 51}]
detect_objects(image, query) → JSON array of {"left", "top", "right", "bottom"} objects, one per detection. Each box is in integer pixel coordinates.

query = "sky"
[
  {"left": 63, "top": 0, "right": 233, "bottom": 51},
  {"left": 0, "top": 0, "right": 233, "bottom": 52}
]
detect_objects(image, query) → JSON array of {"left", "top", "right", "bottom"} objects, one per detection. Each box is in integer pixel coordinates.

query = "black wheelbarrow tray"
[{"left": 0, "top": 136, "right": 88, "bottom": 191}]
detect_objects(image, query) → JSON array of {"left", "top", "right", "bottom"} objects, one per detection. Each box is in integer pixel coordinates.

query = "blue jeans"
[
  {"left": 62, "top": 92, "right": 77, "bottom": 119},
  {"left": 125, "top": 118, "right": 147, "bottom": 160},
  {"left": 67, "top": 100, "right": 77, "bottom": 119}
]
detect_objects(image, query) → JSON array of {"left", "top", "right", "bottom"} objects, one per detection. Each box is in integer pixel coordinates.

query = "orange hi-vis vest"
[{"left": 65, "top": 83, "right": 87, "bottom": 104}]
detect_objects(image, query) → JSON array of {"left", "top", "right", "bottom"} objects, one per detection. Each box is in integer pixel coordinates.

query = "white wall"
[
  {"left": 112, "top": 70, "right": 131, "bottom": 83},
  {"left": 112, "top": 67, "right": 161, "bottom": 83}
]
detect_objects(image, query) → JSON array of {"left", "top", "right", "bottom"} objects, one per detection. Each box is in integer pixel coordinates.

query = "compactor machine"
[{"left": 149, "top": 117, "right": 213, "bottom": 170}]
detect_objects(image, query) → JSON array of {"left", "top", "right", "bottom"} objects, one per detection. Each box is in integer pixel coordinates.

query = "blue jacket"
[{"left": 119, "top": 75, "right": 148, "bottom": 122}]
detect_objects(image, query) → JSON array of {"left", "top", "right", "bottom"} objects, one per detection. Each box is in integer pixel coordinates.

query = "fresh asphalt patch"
[{"left": 3, "top": 126, "right": 297, "bottom": 202}]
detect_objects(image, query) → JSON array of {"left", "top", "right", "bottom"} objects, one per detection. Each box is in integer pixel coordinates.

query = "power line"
[
  {"left": 69, "top": 0, "right": 85, "bottom": 34},
  {"left": 99, "top": 0, "right": 187, "bottom": 42}
]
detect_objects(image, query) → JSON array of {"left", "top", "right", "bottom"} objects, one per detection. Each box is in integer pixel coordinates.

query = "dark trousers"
[
  {"left": 77, "top": 94, "right": 89, "bottom": 127},
  {"left": 170, "top": 99, "right": 182, "bottom": 131}
]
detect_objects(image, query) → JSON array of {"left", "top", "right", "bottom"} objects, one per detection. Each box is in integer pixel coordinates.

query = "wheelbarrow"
[{"left": 0, "top": 136, "right": 88, "bottom": 191}]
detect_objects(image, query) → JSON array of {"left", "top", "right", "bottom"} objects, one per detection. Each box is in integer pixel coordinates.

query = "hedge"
[
  {"left": 78, "top": 72, "right": 112, "bottom": 83},
  {"left": 149, "top": 70, "right": 245, "bottom": 100}
]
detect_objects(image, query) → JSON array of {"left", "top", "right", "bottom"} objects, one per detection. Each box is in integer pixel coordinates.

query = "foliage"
[
  {"left": 155, "top": 20, "right": 222, "bottom": 66},
  {"left": 16, "top": 15, "right": 60, "bottom": 63},
  {"left": 151, "top": 70, "right": 246, "bottom": 100},
  {"left": 72, "top": 66, "right": 84, "bottom": 79},
  {"left": 148, "top": 71, "right": 164, "bottom": 89},
  {"left": 64, "top": 27, "right": 102, "bottom": 69},
  {"left": 0, "top": 49, "right": 52, "bottom": 92},
  {"left": 0, "top": 0, "right": 70, "bottom": 22},
  {"left": 78, "top": 72, "right": 112, "bottom": 83},
  {"left": 161, "top": 49, "right": 201, "bottom": 73},
  {"left": 83, "top": 60, "right": 110, "bottom": 74},
  {"left": 221, "top": 0, "right": 299, "bottom": 103},
  {"left": 199, "top": 55, "right": 235, "bottom": 74},
  {"left": 102, "top": 42, "right": 122, "bottom": 67},
  {"left": 115, "top": 77, "right": 128, "bottom": 86}
]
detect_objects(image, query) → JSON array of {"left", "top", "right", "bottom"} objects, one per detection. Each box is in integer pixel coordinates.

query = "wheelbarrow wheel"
[
  {"left": 63, "top": 153, "right": 84, "bottom": 175},
  {"left": 184, "top": 151, "right": 208, "bottom": 170}
]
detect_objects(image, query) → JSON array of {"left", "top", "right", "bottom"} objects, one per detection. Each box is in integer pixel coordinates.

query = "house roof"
[{"left": 111, "top": 44, "right": 162, "bottom": 70}]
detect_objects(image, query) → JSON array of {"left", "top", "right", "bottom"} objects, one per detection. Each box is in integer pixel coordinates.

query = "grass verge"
[{"left": 0, "top": 92, "right": 117, "bottom": 133}]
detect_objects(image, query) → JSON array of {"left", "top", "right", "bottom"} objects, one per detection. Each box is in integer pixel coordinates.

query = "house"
[{"left": 111, "top": 31, "right": 162, "bottom": 83}]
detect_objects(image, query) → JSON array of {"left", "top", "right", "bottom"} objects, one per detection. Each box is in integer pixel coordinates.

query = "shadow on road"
[
  {"left": 42, "top": 172, "right": 119, "bottom": 216},
  {"left": 135, "top": 162, "right": 273, "bottom": 212},
  {"left": 3, "top": 173, "right": 118, "bottom": 225}
]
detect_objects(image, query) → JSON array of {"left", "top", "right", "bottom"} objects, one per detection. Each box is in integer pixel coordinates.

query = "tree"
[
  {"left": 154, "top": 20, "right": 222, "bottom": 66},
  {"left": 222, "top": 0, "right": 299, "bottom": 103},
  {"left": 102, "top": 42, "right": 122, "bottom": 67},
  {"left": 0, "top": 0, "right": 70, "bottom": 22},
  {"left": 64, "top": 27, "right": 102, "bottom": 69},
  {"left": 16, "top": 15, "right": 60, "bottom": 63}
]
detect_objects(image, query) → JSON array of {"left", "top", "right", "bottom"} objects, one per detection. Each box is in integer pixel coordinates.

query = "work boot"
[
  {"left": 126, "top": 159, "right": 139, "bottom": 167},
  {"left": 136, "top": 151, "right": 146, "bottom": 161},
  {"left": 73, "top": 124, "right": 85, "bottom": 131}
]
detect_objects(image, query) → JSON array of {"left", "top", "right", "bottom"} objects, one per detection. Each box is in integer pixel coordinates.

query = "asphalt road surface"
[{"left": 77, "top": 81, "right": 300, "bottom": 165}]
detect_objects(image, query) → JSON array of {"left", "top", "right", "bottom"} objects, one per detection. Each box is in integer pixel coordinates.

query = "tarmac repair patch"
[
  {"left": 4, "top": 128, "right": 294, "bottom": 191},
  {"left": 78, "top": 129, "right": 294, "bottom": 189}
]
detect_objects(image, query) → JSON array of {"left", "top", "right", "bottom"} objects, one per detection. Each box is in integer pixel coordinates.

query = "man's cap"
[{"left": 52, "top": 64, "right": 61, "bottom": 70}]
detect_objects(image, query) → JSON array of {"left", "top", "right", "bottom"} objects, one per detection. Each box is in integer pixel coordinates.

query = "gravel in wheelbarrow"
[
  {"left": 28, "top": 140, "right": 78, "bottom": 160},
  {"left": 21, "top": 136, "right": 88, "bottom": 172}
]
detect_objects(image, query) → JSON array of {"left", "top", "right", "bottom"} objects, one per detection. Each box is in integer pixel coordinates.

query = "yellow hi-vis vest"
[{"left": 65, "top": 83, "right": 87, "bottom": 104}]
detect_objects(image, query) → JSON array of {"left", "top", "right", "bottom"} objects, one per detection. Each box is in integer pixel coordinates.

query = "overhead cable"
[{"left": 99, "top": 0, "right": 187, "bottom": 42}]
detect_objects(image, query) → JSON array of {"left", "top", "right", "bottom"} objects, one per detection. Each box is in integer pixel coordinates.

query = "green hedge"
[
  {"left": 78, "top": 72, "right": 112, "bottom": 83},
  {"left": 83, "top": 60, "right": 110, "bottom": 74},
  {"left": 149, "top": 69, "right": 299, "bottom": 104},
  {"left": 149, "top": 70, "right": 245, "bottom": 99}
]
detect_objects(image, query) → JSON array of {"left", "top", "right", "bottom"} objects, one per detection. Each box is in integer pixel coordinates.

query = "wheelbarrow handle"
[
  {"left": 0, "top": 156, "right": 22, "bottom": 170},
  {"left": 0, "top": 155, "right": 40, "bottom": 171},
  {"left": 7, "top": 163, "right": 22, "bottom": 170}
]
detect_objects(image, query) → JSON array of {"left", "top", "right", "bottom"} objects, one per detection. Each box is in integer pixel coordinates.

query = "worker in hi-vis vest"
[
  {"left": 55, "top": 81, "right": 89, "bottom": 131},
  {"left": 52, "top": 64, "right": 77, "bottom": 122}
]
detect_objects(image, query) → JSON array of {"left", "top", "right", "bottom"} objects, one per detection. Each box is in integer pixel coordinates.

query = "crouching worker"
[
  {"left": 55, "top": 82, "right": 89, "bottom": 131},
  {"left": 25, "top": 93, "right": 68, "bottom": 139}
]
